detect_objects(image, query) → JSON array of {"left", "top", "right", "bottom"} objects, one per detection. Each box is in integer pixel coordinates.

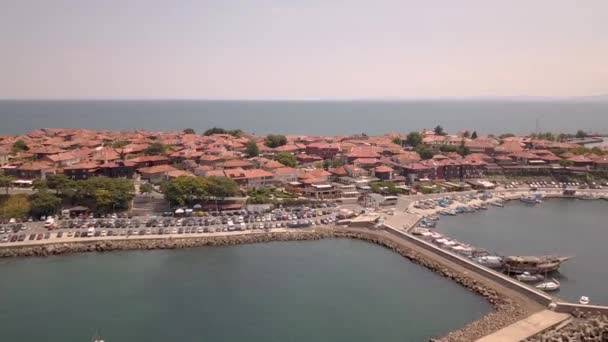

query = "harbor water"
[
  {"left": 0, "top": 239, "right": 491, "bottom": 342},
  {"left": 435, "top": 199, "right": 608, "bottom": 304}
]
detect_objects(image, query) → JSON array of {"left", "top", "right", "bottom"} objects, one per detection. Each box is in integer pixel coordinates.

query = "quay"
[{"left": 475, "top": 310, "right": 571, "bottom": 342}]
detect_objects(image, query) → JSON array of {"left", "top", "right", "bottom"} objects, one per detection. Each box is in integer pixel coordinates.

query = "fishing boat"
[
  {"left": 579, "top": 296, "right": 590, "bottom": 305},
  {"left": 516, "top": 271, "right": 544, "bottom": 282},
  {"left": 502, "top": 255, "right": 571, "bottom": 274},
  {"left": 535, "top": 278, "right": 560, "bottom": 292}
]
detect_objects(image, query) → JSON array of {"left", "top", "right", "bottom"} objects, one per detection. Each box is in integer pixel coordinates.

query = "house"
[
  {"left": 218, "top": 159, "right": 254, "bottom": 170},
  {"left": 296, "top": 154, "right": 323, "bottom": 165},
  {"left": 273, "top": 167, "right": 298, "bottom": 184},
  {"left": 594, "top": 157, "right": 608, "bottom": 170},
  {"left": 223, "top": 168, "right": 274, "bottom": 190},
  {"left": 129, "top": 156, "right": 171, "bottom": 169},
  {"left": 98, "top": 161, "right": 136, "bottom": 178},
  {"left": 465, "top": 140, "right": 497, "bottom": 154},
  {"left": 137, "top": 164, "right": 178, "bottom": 183},
  {"left": 63, "top": 162, "right": 100, "bottom": 180},
  {"left": 373, "top": 166, "right": 394, "bottom": 181},
  {"left": 305, "top": 143, "right": 340, "bottom": 159},
  {"left": 16, "top": 161, "right": 56, "bottom": 179},
  {"left": 567, "top": 155, "right": 593, "bottom": 167},
  {"left": 43, "top": 151, "right": 82, "bottom": 167}
]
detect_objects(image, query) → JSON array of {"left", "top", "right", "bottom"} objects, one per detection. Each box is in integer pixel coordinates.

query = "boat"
[
  {"left": 91, "top": 332, "right": 105, "bottom": 342},
  {"left": 515, "top": 271, "right": 544, "bottom": 282},
  {"left": 475, "top": 255, "right": 503, "bottom": 269},
  {"left": 579, "top": 296, "right": 590, "bottom": 305},
  {"left": 502, "top": 255, "right": 572, "bottom": 274},
  {"left": 519, "top": 195, "right": 542, "bottom": 204},
  {"left": 535, "top": 278, "right": 560, "bottom": 291},
  {"left": 490, "top": 202, "right": 504, "bottom": 207}
]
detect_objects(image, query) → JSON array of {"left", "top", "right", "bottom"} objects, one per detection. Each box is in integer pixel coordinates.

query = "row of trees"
[{"left": 160, "top": 175, "right": 240, "bottom": 207}]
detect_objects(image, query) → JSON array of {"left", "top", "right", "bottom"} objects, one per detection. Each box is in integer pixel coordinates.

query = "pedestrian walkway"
[{"left": 476, "top": 310, "right": 570, "bottom": 342}]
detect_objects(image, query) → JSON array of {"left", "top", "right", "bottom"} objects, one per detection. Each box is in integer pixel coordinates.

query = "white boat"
[
  {"left": 579, "top": 296, "right": 590, "bottom": 305},
  {"left": 535, "top": 278, "right": 560, "bottom": 291},
  {"left": 516, "top": 272, "right": 544, "bottom": 282},
  {"left": 476, "top": 255, "right": 503, "bottom": 269}
]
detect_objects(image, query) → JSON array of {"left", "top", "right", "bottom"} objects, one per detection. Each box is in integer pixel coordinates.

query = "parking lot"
[{"left": 0, "top": 204, "right": 339, "bottom": 245}]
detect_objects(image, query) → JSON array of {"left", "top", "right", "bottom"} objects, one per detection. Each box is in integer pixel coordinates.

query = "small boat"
[
  {"left": 516, "top": 271, "right": 544, "bottom": 282},
  {"left": 476, "top": 255, "right": 503, "bottom": 269},
  {"left": 520, "top": 195, "right": 541, "bottom": 204},
  {"left": 535, "top": 278, "right": 560, "bottom": 292},
  {"left": 579, "top": 296, "right": 590, "bottom": 305},
  {"left": 491, "top": 202, "right": 504, "bottom": 207}
]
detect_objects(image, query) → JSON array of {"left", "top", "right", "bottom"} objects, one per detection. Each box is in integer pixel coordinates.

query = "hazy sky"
[{"left": 1, "top": 0, "right": 607, "bottom": 99}]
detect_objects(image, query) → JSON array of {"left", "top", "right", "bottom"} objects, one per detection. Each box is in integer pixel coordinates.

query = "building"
[
  {"left": 63, "top": 162, "right": 100, "bottom": 180},
  {"left": 373, "top": 165, "right": 394, "bottom": 181},
  {"left": 137, "top": 164, "right": 178, "bottom": 183},
  {"left": 273, "top": 167, "right": 298, "bottom": 184}
]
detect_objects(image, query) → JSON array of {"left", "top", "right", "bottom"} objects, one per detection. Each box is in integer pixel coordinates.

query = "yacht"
[
  {"left": 515, "top": 272, "right": 544, "bottom": 282},
  {"left": 535, "top": 278, "right": 560, "bottom": 292}
]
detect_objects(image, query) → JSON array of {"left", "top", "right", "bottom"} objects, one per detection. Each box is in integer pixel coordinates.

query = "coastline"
[{"left": 0, "top": 226, "right": 537, "bottom": 342}]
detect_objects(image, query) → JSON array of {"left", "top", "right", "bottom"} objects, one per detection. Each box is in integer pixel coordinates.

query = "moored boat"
[
  {"left": 535, "top": 278, "right": 560, "bottom": 292},
  {"left": 502, "top": 255, "right": 571, "bottom": 274},
  {"left": 475, "top": 255, "right": 503, "bottom": 269},
  {"left": 579, "top": 296, "right": 590, "bottom": 305},
  {"left": 515, "top": 271, "right": 544, "bottom": 282}
]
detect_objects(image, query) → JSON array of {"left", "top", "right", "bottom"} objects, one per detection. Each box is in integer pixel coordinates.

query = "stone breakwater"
[
  {"left": 0, "top": 228, "right": 529, "bottom": 341},
  {"left": 526, "top": 310, "right": 608, "bottom": 342}
]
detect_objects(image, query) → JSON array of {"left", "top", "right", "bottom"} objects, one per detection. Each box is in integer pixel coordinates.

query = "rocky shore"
[
  {"left": 526, "top": 310, "right": 608, "bottom": 342},
  {"left": 0, "top": 228, "right": 530, "bottom": 341}
]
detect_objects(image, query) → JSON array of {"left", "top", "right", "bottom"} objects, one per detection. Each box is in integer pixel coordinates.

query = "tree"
[
  {"left": 245, "top": 140, "right": 260, "bottom": 157},
  {"left": 0, "top": 173, "right": 15, "bottom": 194},
  {"left": 46, "top": 174, "right": 74, "bottom": 196},
  {"left": 434, "top": 125, "right": 446, "bottom": 136},
  {"left": 406, "top": 132, "right": 423, "bottom": 147},
  {"left": 30, "top": 190, "right": 62, "bottom": 217},
  {"left": 140, "top": 183, "right": 154, "bottom": 196},
  {"left": 203, "top": 127, "right": 227, "bottom": 136},
  {"left": 499, "top": 133, "right": 515, "bottom": 139},
  {"left": 144, "top": 142, "right": 168, "bottom": 156},
  {"left": 1, "top": 194, "right": 31, "bottom": 219},
  {"left": 111, "top": 140, "right": 129, "bottom": 149},
  {"left": 458, "top": 140, "right": 470, "bottom": 156},
  {"left": 205, "top": 176, "right": 239, "bottom": 210},
  {"left": 183, "top": 128, "right": 196, "bottom": 134},
  {"left": 94, "top": 189, "right": 114, "bottom": 213},
  {"left": 275, "top": 152, "right": 297, "bottom": 167},
  {"left": 32, "top": 178, "right": 48, "bottom": 191},
  {"left": 265, "top": 134, "right": 287, "bottom": 148},
  {"left": 73, "top": 177, "right": 135, "bottom": 212},
  {"left": 323, "top": 158, "right": 345, "bottom": 169},
  {"left": 11, "top": 140, "right": 29, "bottom": 153},
  {"left": 440, "top": 145, "right": 459, "bottom": 153},
  {"left": 559, "top": 159, "right": 574, "bottom": 167},
  {"left": 471, "top": 131, "right": 478, "bottom": 139},
  {"left": 160, "top": 176, "right": 207, "bottom": 206},
  {"left": 391, "top": 137, "right": 403, "bottom": 146},
  {"left": 415, "top": 146, "right": 435, "bottom": 160},
  {"left": 462, "top": 131, "right": 470, "bottom": 138},
  {"left": 575, "top": 130, "right": 587, "bottom": 139}
]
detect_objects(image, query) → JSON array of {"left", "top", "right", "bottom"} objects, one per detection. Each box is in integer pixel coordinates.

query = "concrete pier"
[{"left": 475, "top": 310, "right": 570, "bottom": 342}]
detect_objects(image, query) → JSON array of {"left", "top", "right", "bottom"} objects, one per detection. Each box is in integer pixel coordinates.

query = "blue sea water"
[{"left": 1, "top": 99, "right": 607, "bottom": 136}]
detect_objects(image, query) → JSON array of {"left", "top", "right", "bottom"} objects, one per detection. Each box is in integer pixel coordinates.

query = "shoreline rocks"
[
  {"left": 526, "top": 310, "right": 608, "bottom": 342},
  {"left": 0, "top": 228, "right": 530, "bottom": 341}
]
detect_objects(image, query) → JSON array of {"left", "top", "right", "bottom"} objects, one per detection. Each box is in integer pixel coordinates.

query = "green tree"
[
  {"left": 406, "top": 132, "right": 423, "bottom": 147},
  {"left": 265, "top": 134, "right": 287, "bottom": 148},
  {"left": 111, "top": 140, "right": 129, "bottom": 149},
  {"left": 499, "top": 133, "right": 515, "bottom": 139},
  {"left": 275, "top": 152, "right": 297, "bottom": 167},
  {"left": 46, "top": 174, "right": 75, "bottom": 196},
  {"left": 203, "top": 127, "right": 227, "bottom": 136},
  {"left": 160, "top": 176, "right": 208, "bottom": 207},
  {"left": 1, "top": 194, "right": 31, "bottom": 219},
  {"left": 245, "top": 140, "right": 260, "bottom": 157},
  {"left": 30, "top": 190, "right": 62, "bottom": 217},
  {"left": 575, "top": 130, "right": 587, "bottom": 139},
  {"left": 434, "top": 125, "right": 446, "bottom": 136},
  {"left": 183, "top": 128, "right": 196, "bottom": 134},
  {"left": 471, "top": 131, "right": 478, "bottom": 139},
  {"left": 32, "top": 178, "right": 48, "bottom": 191},
  {"left": 323, "top": 158, "right": 345, "bottom": 169},
  {"left": 458, "top": 140, "right": 470, "bottom": 156},
  {"left": 415, "top": 146, "right": 435, "bottom": 160},
  {"left": 391, "top": 137, "right": 403, "bottom": 146},
  {"left": 144, "top": 142, "right": 168, "bottom": 156},
  {"left": 205, "top": 176, "right": 239, "bottom": 199},
  {"left": 0, "top": 173, "right": 16, "bottom": 194},
  {"left": 559, "top": 159, "right": 574, "bottom": 167},
  {"left": 73, "top": 177, "right": 135, "bottom": 212},
  {"left": 462, "top": 130, "right": 470, "bottom": 138},
  {"left": 11, "top": 140, "right": 29, "bottom": 153},
  {"left": 94, "top": 189, "right": 114, "bottom": 213},
  {"left": 439, "top": 145, "right": 459, "bottom": 153},
  {"left": 140, "top": 183, "right": 154, "bottom": 196}
]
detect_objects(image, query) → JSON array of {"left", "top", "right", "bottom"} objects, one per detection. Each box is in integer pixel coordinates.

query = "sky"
[{"left": 1, "top": 0, "right": 607, "bottom": 99}]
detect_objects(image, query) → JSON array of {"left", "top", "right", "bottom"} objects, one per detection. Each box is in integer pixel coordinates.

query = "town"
[{"left": 0, "top": 126, "right": 607, "bottom": 220}]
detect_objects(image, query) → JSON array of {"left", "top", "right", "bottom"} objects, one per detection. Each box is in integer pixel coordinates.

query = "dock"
[{"left": 475, "top": 310, "right": 570, "bottom": 342}]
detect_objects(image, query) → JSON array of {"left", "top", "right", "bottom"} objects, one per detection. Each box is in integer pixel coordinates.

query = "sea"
[
  {"left": 0, "top": 239, "right": 490, "bottom": 342},
  {"left": 436, "top": 199, "right": 608, "bottom": 305},
  {"left": 1, "top": 99, "right": 607, "bottom": 136}
]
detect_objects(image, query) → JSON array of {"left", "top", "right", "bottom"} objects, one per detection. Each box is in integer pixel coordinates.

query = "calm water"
[
  {"left": 0, "top": 239, "right": 490, "bottom": 342},
  {"left": 1, "top": 100, "right": 608, "bottom": 136},
  {"left": 436, "top": 199, "right": 608, "bottom": 304}
]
